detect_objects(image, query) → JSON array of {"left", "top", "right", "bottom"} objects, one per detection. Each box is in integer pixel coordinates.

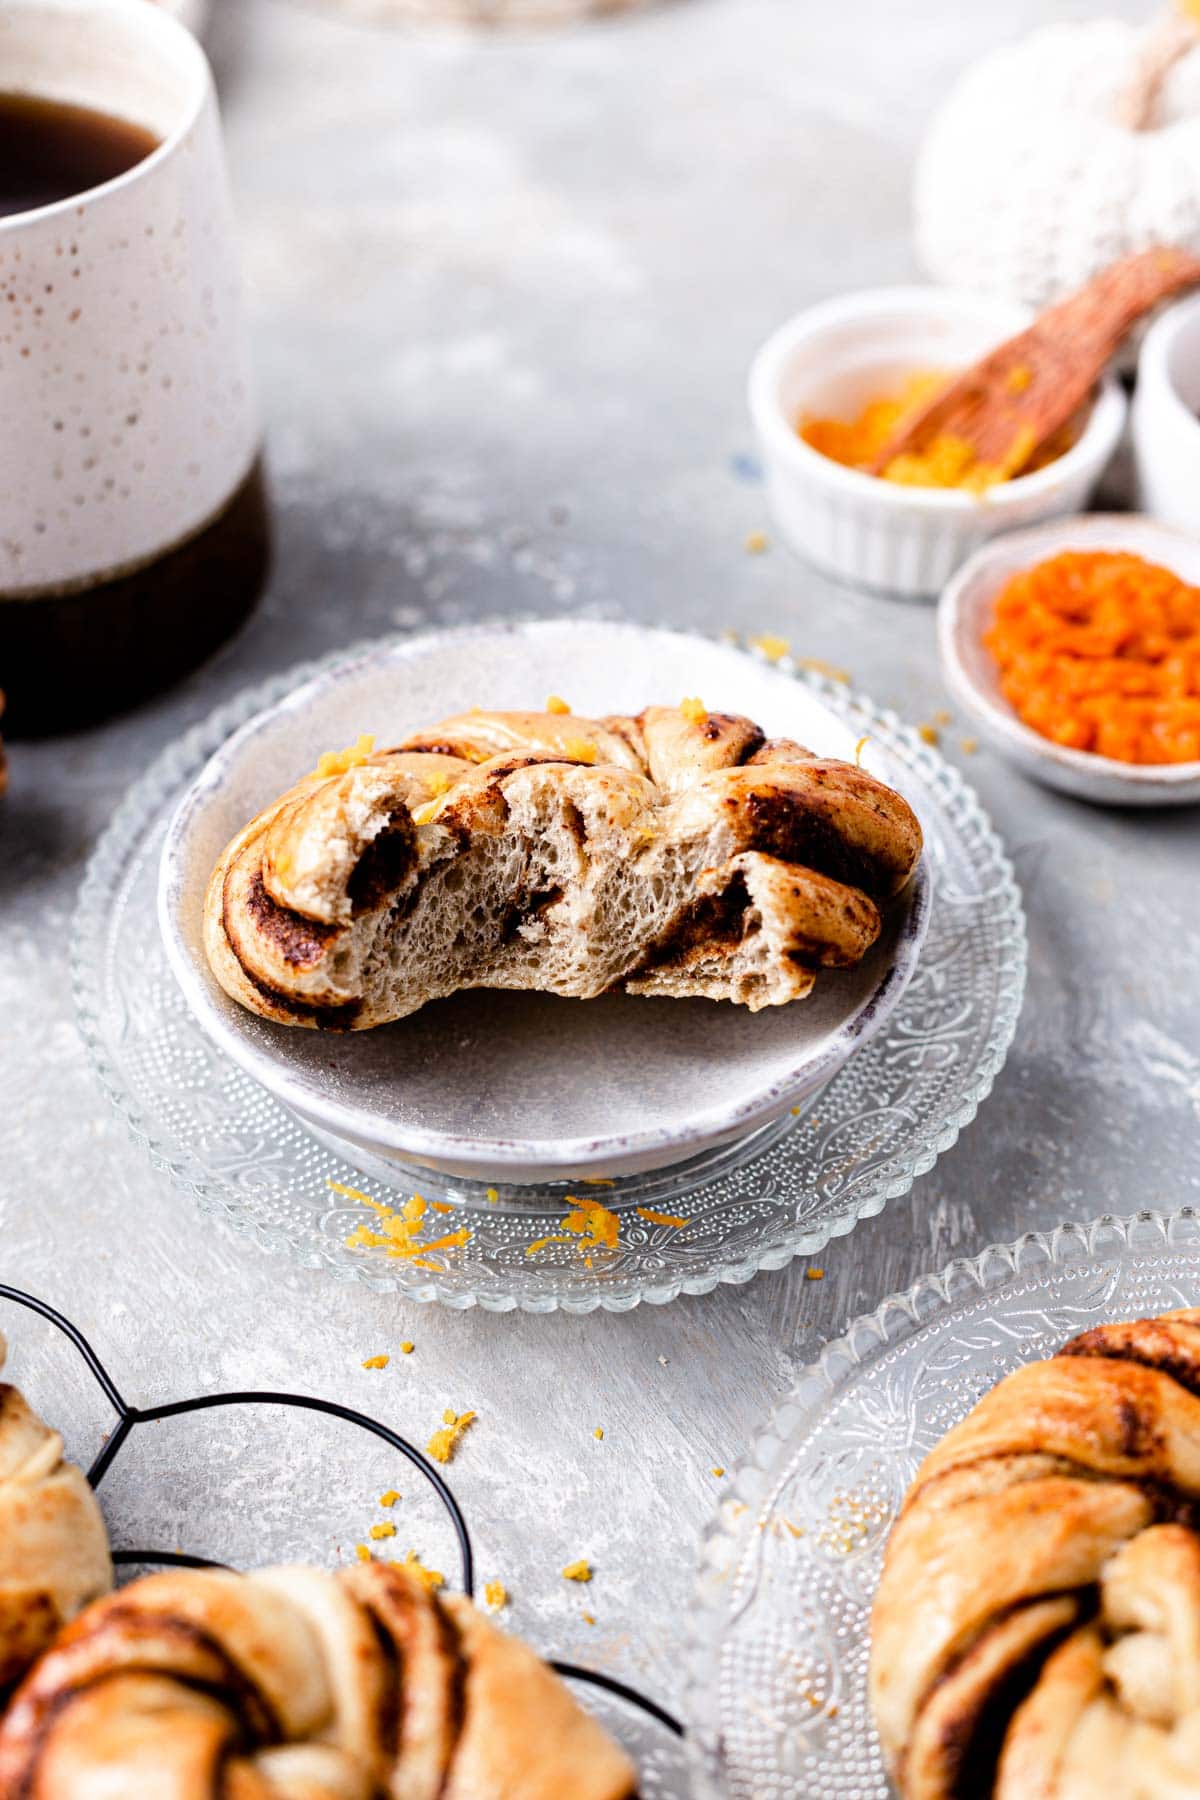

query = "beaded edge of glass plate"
[
  {"left": 72, "top": 626, "right": 1026, "bottom": 1313},
  {"left": 682, "top": 1207, "right": 1200, "bottom": 1799}
]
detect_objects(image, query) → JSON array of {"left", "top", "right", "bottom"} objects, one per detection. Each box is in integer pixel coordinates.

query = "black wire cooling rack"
[{"left": 0, "top": 1284, "right": 683, "bottom": 1740}]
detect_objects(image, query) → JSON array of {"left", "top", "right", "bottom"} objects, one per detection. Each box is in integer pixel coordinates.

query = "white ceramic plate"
[
  {"left": 158, "top": 622, "right": 931, "bottom": 1186},
  {"left": 938, "top": 513, "right": 1200, "bottom": 807}
]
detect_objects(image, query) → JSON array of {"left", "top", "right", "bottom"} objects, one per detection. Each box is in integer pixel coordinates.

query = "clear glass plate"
[
  {"left": 72, "top": 634, "right": 1025, "bottom": 1313},
  {"left": 684, "top": 1209, "right": 1200, "bottom": 1799}
]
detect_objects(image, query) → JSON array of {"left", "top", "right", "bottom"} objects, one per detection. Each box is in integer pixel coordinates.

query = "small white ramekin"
[
  {"left": 749, "top": 286, "right": 1127, "bottom": 601},
  {"left": 1132, "top": 292, "right": 1200, "bottom": 533}
]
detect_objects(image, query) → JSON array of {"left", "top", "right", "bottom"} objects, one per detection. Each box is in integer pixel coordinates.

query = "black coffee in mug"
[{"left": 0, "top": 93, "right": 160, "bottom": 219}]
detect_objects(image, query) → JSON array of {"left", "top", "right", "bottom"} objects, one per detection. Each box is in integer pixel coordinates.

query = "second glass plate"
[
  {"left": 73, "top": 635, "right": 1025, "bottom": 1312},
  {"left": 684, "top": 1209, "right": 1200, "bottom": 1798}
]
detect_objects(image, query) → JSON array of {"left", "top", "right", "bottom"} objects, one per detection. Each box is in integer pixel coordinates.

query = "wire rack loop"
[{"left": 0, "top": 1285, "right": 682, "bottom": 1738}]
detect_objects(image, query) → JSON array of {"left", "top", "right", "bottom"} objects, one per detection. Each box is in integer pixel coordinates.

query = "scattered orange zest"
[{"left": 636, "top": 1207, "right": 689, "bottom": 1228}]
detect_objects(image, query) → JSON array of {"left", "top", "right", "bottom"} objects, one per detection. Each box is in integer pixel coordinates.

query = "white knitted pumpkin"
[{"left": 914, "top": 16, "right": 1200, "bottom": 311}]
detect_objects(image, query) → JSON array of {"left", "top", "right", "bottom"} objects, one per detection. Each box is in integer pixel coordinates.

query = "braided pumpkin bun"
[
  {"left": 870, "top": 1307, "right": 1200, "bottom": 1799},
  {"left": 0, "top": 1334, "right": 112, "bottom": 1693},
  {"left": 0, "top": 1558, "right": 637, "bottom": 1797},
  {"left": 204, "top": 704, "right": 922, "bottom": 1029}
]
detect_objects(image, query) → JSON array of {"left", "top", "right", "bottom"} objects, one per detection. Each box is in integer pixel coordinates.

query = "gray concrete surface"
[{"left": 1, "top": 0, "right": 1195, "bottom": 1768}]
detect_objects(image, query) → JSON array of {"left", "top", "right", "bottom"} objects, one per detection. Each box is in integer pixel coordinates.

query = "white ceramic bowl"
[
  {"left": 158, "top": 621, "right": 932, "bottom": 1186},
  {"left": 1133, "top": 292, "right": 1200, "bottom": 532},
  {"left": 749, "top": 286, "right": 1126, "bottom": 600},
  {"left": 939, "top": 513, "right": 1200, "bottom": 807}
]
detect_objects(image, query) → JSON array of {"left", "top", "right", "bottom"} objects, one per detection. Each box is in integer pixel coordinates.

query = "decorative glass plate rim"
[
  {"left": 682, "top": 1205, "right": 1200, "bottom": 1794},
  {"left": 71, "top": 622, "right": 1027, "bottom": 1311}
]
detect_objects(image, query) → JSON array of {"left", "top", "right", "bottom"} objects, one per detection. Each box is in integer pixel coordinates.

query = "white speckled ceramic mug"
[{"left": 0, "top": 0, "right": 266, "bottom": 732}]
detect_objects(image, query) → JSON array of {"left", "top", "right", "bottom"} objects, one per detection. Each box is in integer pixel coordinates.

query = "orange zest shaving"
[
  {"left": 426, "top": 1409, "right": 477, "bottom": 1464},
  {"left": 562, "top": 1559, "right": 592, "bottom": 1583},
  {"left": 526, "top": 1196, "right": 621, "bottom": 1259},
  {"left": 339, "top": 1184, "right": 473, "bottom": 1263},
  {"left": 984, "top": 549, "right": 1200, "bottom": 764},
  {"left": 636, "top": 1207, "right": 689, "bottom": 1228},
  {"left": 484, "top": 1580, "right": 508, "bottom": 1609},
  {"left": 750, "top": 633, "right": 790, "bottom": 663},
  {"left": 679, "top": 696, "right": 707, "bottom": 725},
  {"left": 546, "top": 694, "right": 571, "bottom": 714},
  {"left": 799, "top": 370, "right": 1069, "bottom": 492},
  {"left": 311, "top": 734, "right": 375, "bottom": 780},
  {"left": 361, "top": 1355, "right": 389, "bottom": 1370},
  {"left": 399, "top": 1550, "right": 444, "bottom": 1592}
]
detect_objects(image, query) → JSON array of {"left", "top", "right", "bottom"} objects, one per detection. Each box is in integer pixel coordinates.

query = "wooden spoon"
[{"left": 868, "top": 246, "right": 1200, "bottom": 480}]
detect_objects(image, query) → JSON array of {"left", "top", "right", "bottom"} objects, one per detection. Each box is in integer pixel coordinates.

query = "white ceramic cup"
[
  {"left": 1132, "top": 292, "right": 1200, "bottom": 533},
  {"left": 0, "top": 0, "right": 264, "bottom": 730}
]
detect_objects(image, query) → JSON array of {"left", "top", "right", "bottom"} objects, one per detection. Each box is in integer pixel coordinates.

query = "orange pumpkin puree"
[
  {"left": 984, "top": 549, "right": 1200, "bottom": 764},
  {"left": 799, "top": 369, "right": 1067, "bottom": 492}
]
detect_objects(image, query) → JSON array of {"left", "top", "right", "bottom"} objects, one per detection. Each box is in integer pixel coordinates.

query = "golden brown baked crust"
[
  {"left": 0, "top": 1335, "right": 112, "bottom": 1692},
  {"left": 203, "top": 703, "right": 923, "bottom": 1028},
  {"left": 0, "top": 1560, "right": 637, "bottom": 1798},
  {"left": 869, "top": 1307, "right": 1200, "bottom": 1799}
]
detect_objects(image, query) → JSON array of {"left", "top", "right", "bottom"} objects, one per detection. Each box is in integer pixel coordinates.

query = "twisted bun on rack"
[
  {"left": 0, "top": 1559, "right": 636, "bottom": 1797},
  {"left": 204, "top": 703, "right": 922, "bottom": 1028},
  {"left": 0, "top": 1334, "right": 112, "bottom": 1691},
  {"left": 870, "top": 1307, "right": 1200, "bottom": 1799}
]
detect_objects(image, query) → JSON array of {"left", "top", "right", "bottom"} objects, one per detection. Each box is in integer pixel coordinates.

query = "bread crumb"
[
  {"left": 594, "top": 1427, "right": 604, "bottom": 1441},
  {"left": 636, "top": 1207, "right": 689, "bottom": 1228},
  {"left": 749, "top": 633, "right": 789, "bottom": 663},
  {"left": 369, "top": 1522, "right": 397, "bottom": 1540},
  {"left": 546, "top": 695, "right": 571, "bottom": 714},
  {"left": 657, "top": 1355, "right": 669, "bottom": 1366},
  {"left": 485, "top": 1580, "right": 508, "bottom": 1610},
  {"left": 744, "top": 530, "right": 769, "bottom": 554},
  {"left": 379, "top": 1490, "right": 401, "bottom": 1507},
  {"left": 427, "top": 1409, "right": 477, "bottom": 1464},
  {"left": 679, "top": 696, "right": 707, "bottom": 725},
  {"left": 917, "top": 723, "right": 940, "bottom": 746},
  {"left": 562, "top": 1559, "right": 592, "bottom": 1583},
  {"left": 960, "top": 736, "right": 978, "bottom": 754},
  {"left": 361, "top": 1355, "right": 389, "bottom": 1370},
  {"left": 806, "top": 1268, "right": 824, "bottom": 1281}
]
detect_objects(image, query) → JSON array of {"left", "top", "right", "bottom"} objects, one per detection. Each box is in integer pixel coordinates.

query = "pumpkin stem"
[{"left": 1114, "top": 6, "right": 1198, "bottom": 131}]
